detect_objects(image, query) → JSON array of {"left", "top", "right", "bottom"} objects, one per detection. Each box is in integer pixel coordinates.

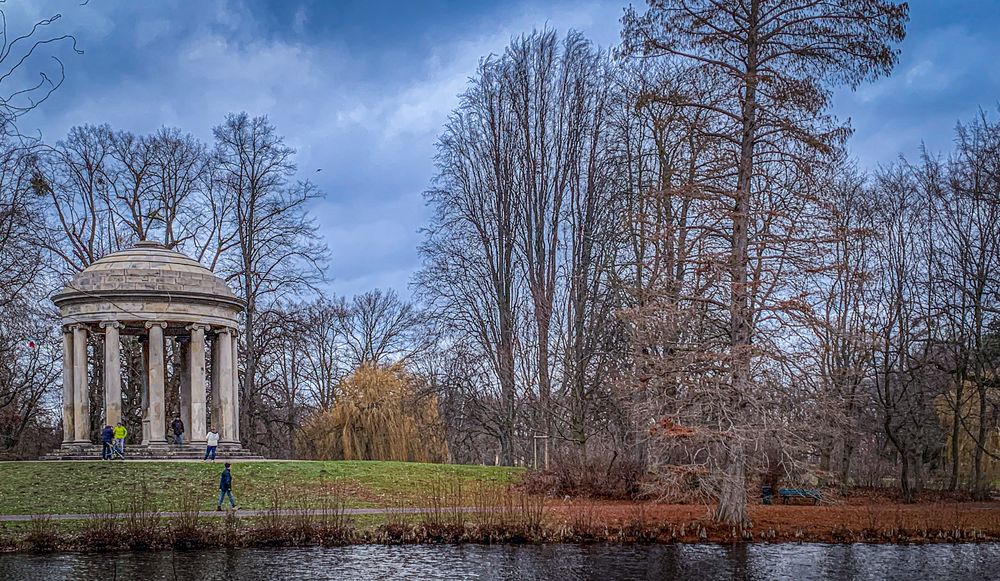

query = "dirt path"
[{"left": 543, "top": 500, "right": 1000, "bottom": 537}]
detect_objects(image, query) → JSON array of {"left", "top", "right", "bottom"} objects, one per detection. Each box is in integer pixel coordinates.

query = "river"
[{"left": 1, "top": 543, "right": 997, "bottom": 580}]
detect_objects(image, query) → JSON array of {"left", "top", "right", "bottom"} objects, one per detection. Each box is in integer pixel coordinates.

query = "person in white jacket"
[{"left": 204, "top": 427, "right": 220, "bottom": 461}]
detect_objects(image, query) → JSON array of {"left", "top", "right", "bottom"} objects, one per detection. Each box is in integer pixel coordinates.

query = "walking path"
[{"left": 0, "top": 507, "right": 488, "bottom": 522}]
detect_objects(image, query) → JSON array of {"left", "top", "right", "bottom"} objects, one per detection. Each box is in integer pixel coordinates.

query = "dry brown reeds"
[
  {"left": 123, "top": 478, "right": 162, "bottom": 549},
  {"left": 245, "top": 482, "right": 354, "bottom": 547},
  {"left": 171, "top": 485, "right": 213, "bottom": 549},
  {"left": 3, "top": 482, "right": 999, "bottom": 552},
  {"left": 23, "top": 515, "right": 59, "bottom": 552},
  {"left": 76, "top": 498, "right": 121, "bottom": 551}
]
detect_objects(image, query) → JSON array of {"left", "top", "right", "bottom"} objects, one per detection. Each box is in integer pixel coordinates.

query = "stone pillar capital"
[
  {"left": 215, "top": 326, "right": 234, "bottom": 337},
  {"left": 144, "top": 321, "right": 168, "bottom": 330},
  {"left": 67, "top": 323, "right": 88, "bottom": 332},
  {"left": 186, "top": 323, "right": 210, "bottom": 332},
  {"left": 100, "top": 321, "right": 124, "bottom": 330}
]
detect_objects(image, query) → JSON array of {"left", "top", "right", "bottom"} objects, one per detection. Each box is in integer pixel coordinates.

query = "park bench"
[{"left": 761, "top": 486, "right": 822, "bottom": 505}]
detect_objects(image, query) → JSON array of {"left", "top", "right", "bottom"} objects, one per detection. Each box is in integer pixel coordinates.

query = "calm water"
[{"left": 1, "top": 543, "right": 998, "bottom": 580}]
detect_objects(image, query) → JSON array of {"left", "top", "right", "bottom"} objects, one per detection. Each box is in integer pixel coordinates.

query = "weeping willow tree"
[{"left": 297, "top": 364, "right": 449, "bottom": 462}]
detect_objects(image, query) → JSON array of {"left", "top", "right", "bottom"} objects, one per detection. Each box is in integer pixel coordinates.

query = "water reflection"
[{"left": 0, "top": 543, "right": 996, "bottom": 580}]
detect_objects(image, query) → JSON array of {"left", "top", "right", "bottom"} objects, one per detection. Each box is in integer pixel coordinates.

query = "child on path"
[
  {"left": 204, "top": 427, "right": 219, "bottom": 461},
  {"left": 217, "top": 462, "right": 237, "bottom": 511}
]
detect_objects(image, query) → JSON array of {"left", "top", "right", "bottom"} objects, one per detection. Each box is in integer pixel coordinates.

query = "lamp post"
[{"left": 532, "top": 435, "right": 550, "bottom": 470}]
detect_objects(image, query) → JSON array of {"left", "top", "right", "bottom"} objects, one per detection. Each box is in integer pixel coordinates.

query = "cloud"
[
  {"left": 15, "top": 0, "right": 623, "bottom": 300},
  {"left": 832, "top": 12, "right": 1000, "bottom": 168},
  {"left": 25, "top": 0, "right": 998, "bottom": 302}
]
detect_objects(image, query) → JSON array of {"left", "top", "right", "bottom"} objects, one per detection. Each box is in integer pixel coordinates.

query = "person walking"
[
  {"left": 204, "top": 427, "right": 219, "bottom": 461},
  {"left": 100, "top": 425, "right": 114, "bottom": 460},
  {"left": 217, "top": 462, "right": 237, "bottom": 511},
  {"left": 170, "top": 416, "right": 185, "bottom": 446},
  {"left": 113, "top": 422, "right": 128, "bottom": 457}
]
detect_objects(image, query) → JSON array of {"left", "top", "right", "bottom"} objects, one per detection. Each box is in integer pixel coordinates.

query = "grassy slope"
[{"left": 0, "top": 461, "right": 522, "bottom": 515}]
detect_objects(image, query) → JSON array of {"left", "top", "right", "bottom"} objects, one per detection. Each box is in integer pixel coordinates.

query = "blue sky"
[{"left": 8, "top": 1, "right": 1000, "bottom": 299}]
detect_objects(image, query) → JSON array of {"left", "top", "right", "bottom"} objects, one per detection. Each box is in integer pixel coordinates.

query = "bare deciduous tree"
[
  {"left": 341, "top": 289, "right": 428, "bottom": 367},
  {"left": 212, "top": 112, "right": 327, "bottom": 448},
  {"left": 622, "top": 0, "right": 908, "bottom": 526}
]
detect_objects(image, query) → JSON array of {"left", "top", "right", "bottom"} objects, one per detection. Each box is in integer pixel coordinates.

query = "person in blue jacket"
[
  {"left": 217, "top": 462, "right": 237, "bottom": 511},
  {"left": 100, "top": 425, "right": 115, "bottom": 460}
]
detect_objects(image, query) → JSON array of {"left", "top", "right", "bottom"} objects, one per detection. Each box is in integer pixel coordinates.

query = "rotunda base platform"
[{"left": 40, "top": 443, "right": 264, "bottom": 461}]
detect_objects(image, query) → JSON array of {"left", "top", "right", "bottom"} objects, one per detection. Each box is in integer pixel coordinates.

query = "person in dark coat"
[
  {"left": 217, "top": 462, "right": 237, "bottom": 510},
  {"left": 100, "top": 425, "right": 115, "bottom": 460},
  {"left": 170, "top": 417, "right": 185, "bottom": 446}
]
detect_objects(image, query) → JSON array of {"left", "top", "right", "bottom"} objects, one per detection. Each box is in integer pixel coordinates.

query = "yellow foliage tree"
[{"left": 297, "top": 364, "right": 449, "bottom": 462}]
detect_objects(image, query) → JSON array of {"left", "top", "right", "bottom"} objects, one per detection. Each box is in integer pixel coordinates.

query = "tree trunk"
[
  {"left": 498, "top": 296, "right": 517, "bottom": 466},
  {"left": 819, "top": 434, "right": 832, "bottom": 475},
  {"left": 973, "top": 385, "right": 988, "bottom": 500},
  {"left": 537, "top": 315, "right": 552, "bottom": 440},
  {"left": 948, "top": 370, "right": 964, "bottom": 491},
  {"left": 717, "top": 0, "right": 759, "bottom": 527},
  {"left": 714, "top": 441, "right": 749, "bottom": 527},
  {"left": 884, "top": 413, "right": 913, "bottom": 503},
  {"left": 243, "top": 300, "right": 255, "bottom": 448},
  {"left": 899, "top": 450, "right": 913, "bottom": 503},
  {"left": 838, "top": 439, "right": 854, "bottom": 495}
]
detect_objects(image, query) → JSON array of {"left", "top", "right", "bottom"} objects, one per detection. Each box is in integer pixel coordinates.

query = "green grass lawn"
[{"left": 0, "top": 461, "right": 523, "bottom": 516}]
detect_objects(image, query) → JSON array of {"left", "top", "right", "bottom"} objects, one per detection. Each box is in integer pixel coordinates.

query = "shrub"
[
  {"left": 23, "top": 516, "right": 59, "bottom": 552},
  {"left": 521, "top": 448, "right": 645, "bottom": 500}
]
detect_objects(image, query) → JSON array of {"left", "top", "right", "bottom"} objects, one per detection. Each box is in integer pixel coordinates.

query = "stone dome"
[{"left": 53, "top": 240, "right": 244, "bottom": 330}]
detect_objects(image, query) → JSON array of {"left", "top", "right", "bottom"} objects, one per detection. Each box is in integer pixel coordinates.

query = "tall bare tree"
[
  {"left": 417, "top": 52, "right": 522, "bottom": 465},
  {"left": 212, "top": 112, "right": 327, "bottom": 447},
  {"left": 798, "top": 165, "right": 876, "bottom": 490},
  {"left": 341, "top": 289, "right": 428, "bottom": 367},
  {"left": 0, "top": 3, "right": 81, "bottom": 456},
  {"left": 622, "top": 0, "right": 908, "bottom": 526},
  {"left": 924, "top": 113, "right": 1000, "bottom": 498},
  {"left": 148, "top": 127, "right": 207, "bottom": 247}
]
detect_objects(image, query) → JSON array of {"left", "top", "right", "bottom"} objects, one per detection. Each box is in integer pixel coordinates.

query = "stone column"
[
  {"left": 146, "top": 322, "right": 167, "bottom": 448},
  {"left": 141, "top": 337, "right": 151, "bottom": 445},
  {"left": 101, "top": 322, "right": 123, "bottom": 427},
  {"left": 217, "top": 328, "right": 236, "bottom": 445},
  {"left": 72, "top": 324, "right": 90, "bottom": 444},
  {"left": 210, "top": 335, "right": 222, "bottom": 436},
  {"left": 61, "top": 327, "right": 74, "bottom": 445},
  {"left": 177, "top": 337, "right": 191, "bottom": 444},
  {"left": 188, "top": 324, "right": 208, "bottom": 444},
  {"left": 231, "top": 329, "right": 240, "bottom": 445}
]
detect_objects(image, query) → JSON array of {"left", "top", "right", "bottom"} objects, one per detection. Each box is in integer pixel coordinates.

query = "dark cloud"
[{"left": 8, "top": 1, "right": 998, "bottom": 297}]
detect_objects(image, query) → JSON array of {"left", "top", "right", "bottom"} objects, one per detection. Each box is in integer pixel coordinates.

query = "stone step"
[{"left": 40, "top": 444, "right": 264, "bottom": 461}]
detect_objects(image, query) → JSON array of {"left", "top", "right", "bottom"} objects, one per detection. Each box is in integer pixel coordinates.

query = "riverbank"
[
  {"left": 545, "top": 499, "right": 1000, "bottom": 543},
  {"left": 0, "top": 498, "right": 996, "bottom": 552},
  {"left": 0, "top": 461, "right": 997, "bottom": 551}
]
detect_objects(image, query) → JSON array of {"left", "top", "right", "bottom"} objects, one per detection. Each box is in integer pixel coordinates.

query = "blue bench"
[{"left": 761, "top": 486, "right": 821, "bottom": 505}]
